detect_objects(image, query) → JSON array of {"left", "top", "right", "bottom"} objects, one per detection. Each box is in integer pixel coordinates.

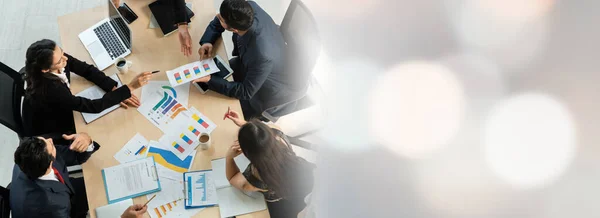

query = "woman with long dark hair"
[
  {"left": 22, "top": 39, "right": 152, "bottom": 136},
  {"left": 224, "top": 109, "right": 315, "bottom": 218}
]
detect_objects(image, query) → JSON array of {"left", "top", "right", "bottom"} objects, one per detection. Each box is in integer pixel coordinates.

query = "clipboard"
[
  {"left": 102, "top": 157, "right": 162, "bottom": 204},
  {"left": 183, "top": 169, "right": 218, "bottom": 209}
]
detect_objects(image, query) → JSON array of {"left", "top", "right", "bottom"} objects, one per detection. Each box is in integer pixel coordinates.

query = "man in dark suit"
[
  {"left": 10, "top": 133, "right": 100, "bottom": 218},
  {"left": 193, "top": 0, "right": 308, "bottom": 120}
]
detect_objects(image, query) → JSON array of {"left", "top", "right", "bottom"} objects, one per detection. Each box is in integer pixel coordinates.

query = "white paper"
[
  {"left": 147, "top": 165, "right": 204, "bottom": 218},
  {"left": 103, "top": 157, "right": 159, "bottom": 202},
  {"left": 76, "top": 74, "right": 122, "bottom": 123},
  {"left": 211, "top": 156, "right": 251, "bottom": 189},
  {"left": 158, "top": 133, "right": 199, "bottom": 161},
  {"left": 187, "top": 107, "right": 217, "bottom": 134},
  {"left": 114, "top": 133, "right": 150, "bottom": 164},
  {"left": 95, "top": 198, "right": 133, "bottom": 218},
  {"left": 210, "top": 156, "right": 266, "bottom": 218},
  {"left": 137, "top": 89, "right": 191, "bottom": 133},
  {"left": 141, "top": 81, "right": 189, "bottom": 106},
  {"left": 217, "top": 186, "right": 267, "bottom": 218},
  {"left": 184, "top": 171, "right": 218, "bottom": 208},
  {"left": 166, "top": 59, "right": 220, "bottom": 87}
]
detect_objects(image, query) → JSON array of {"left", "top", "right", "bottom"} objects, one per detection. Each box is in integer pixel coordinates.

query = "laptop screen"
[{"left": 109, "top": 1, "right": 132, "bottom": 49}]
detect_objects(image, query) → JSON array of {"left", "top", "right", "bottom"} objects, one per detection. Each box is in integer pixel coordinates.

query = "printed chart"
[
  {"left": 141, "top": 81, "right": 190, "bottom": 106},
  {"left": 113, "top": 133, "right": 150, "bottom": 164},
  {"left": 138, "top": 90, "right": 190, "bottom": 134},
  {"left": 166, "top": 59, "right": 220, "bottom": 87},
  {"left": 146, "top": 141, "right": 195, "bottom": 173}
]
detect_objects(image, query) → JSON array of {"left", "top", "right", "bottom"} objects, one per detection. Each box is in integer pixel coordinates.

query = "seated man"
[
  {"left": 194, "top": 0, "right": 308, "bottom": 119},
  {"left": 10, "top": 133, "right": 99, "bottom": 218}
]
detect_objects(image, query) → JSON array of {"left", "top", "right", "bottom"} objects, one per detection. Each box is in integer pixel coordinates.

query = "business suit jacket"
[
  {"left": 199, "top": 1, "right": 308, "bottom": 115},
  {"left": 23, "top": 53, "right": 131, "bottom": 136},
  {"left": 9, "top": 141, "right": 100, "bottom": 218}
]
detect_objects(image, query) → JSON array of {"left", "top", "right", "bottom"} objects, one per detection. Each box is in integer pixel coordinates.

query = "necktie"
[{"left": 52, "top": 166, "right": 65, "bottom": 184}]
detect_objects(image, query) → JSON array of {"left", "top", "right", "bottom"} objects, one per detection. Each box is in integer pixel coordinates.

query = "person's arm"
[
  {"left": 199, "top": 16, "right": 225, "bottom": 45},
  {"left": 207, "top": 57, "right": 273, "bottom": 100},
  {"left": 50, "top": 84, "right": 131, "bottom": 113},
  {"left": 54, "top": 139, "right": 100, "bottom": 167},
  {"left": 65, "top": 53, "right": 117, "bottom": 92}
]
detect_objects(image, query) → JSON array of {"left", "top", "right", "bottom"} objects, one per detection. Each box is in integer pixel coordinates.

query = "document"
[
  {"left": 211, "top": 156, "right": 267, "bottom": 218},
  {"left": 158, "top": 133, "right": 199, "bottom": 161},
  {"left": 75, "top": 74, "right": 122, "bottom": 123},
  {"left": 184, "top": 170, "right": 218, "bottom": 208},
  {"left": 95, "top": 198, "right": 133, "bottom": 218},
  {"left": 141, "top": 81, "right": 190, "bottom": 106},
  {"left": 147, "top": 165, "right": 204, "bottom": 218},
  {"left": 114, "top": 133, "right": 150, "bottom": 164},
  {"left": 102, "top": 157, "right": 161, "bottom": 204},
  {"left": 146, "top": 140, "right": 196, "bottom": 173},
  {"left": 166, "top": 59, "right": 220, "bottom": 87}
]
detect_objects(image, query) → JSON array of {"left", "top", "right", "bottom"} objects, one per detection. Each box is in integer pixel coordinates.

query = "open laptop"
[{"left": 78, "top": 0, "right": 132, "bottom": 70}]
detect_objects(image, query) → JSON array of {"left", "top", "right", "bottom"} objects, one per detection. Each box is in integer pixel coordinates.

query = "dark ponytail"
[{"left": 24, "top": 39, "right": 60, "bottom": 98}]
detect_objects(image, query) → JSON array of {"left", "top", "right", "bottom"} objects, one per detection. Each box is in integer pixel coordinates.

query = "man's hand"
[
  {"left": 178, "top": 25, "right": 192, "bottom": 56},
  {"left": 198, "top": 43, "right": 214, "bottom": 60},
  {"left": 121, "top": 204, "right": 147, "bottom": 218},
  {"left": 63, "top": 133, "right": 93, "bottom": 153},
  {"left": 192, "top": 75, "right": 211, "bottom": 83},
  {"left": 113, "top": 87, "right": 141, "bottom": 108}
]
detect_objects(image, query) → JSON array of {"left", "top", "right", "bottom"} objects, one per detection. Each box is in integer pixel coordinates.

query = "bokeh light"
[
  {"left": 484, "top": 93, "right": 576, "bottom": 188},
  {"left": 368, "top": 61, "right": 465, "bottom": 158}
]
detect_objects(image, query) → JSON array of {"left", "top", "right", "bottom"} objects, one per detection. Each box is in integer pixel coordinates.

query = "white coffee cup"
[
  {"left": 115, "top": 57, "right": 132, "bottom": 74},
  {"left": 198, "top": 132, "right": 211, "bottom": 150}
]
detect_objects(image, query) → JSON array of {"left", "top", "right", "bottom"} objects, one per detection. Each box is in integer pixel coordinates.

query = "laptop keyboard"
[{"left": 93, "top": 22, "right": 126, "bottom": 59}]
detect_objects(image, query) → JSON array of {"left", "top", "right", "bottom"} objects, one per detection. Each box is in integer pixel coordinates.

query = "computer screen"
[{"left": 109, "top": 1, "right": 132, "bottom": 49}]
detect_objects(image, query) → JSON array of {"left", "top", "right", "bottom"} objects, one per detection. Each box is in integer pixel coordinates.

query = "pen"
[
  {"left": 151, "top": 70, "right": 160, "bottom": 74},
  {"left": 223, "top": 106, "right": 230, "bottom": 120},
  {"left": 143, "top": 194, "right": 156, "bottom": 207}
]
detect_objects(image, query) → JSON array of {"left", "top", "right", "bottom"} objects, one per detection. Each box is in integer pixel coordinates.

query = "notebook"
[
  {"left": 211, "top": 156, "right": 267, "bottom": 218},
  {"left": 183, "top": 170, "right": 218, "bottom": 209},
  {"left": 102, "top": 157, "right": 162, "bottom": 204},
  {"left": 95, "top": 198, "right": 133, "bottom": 218},
  {"left": 75, "top": 73, "right": 122, "bottom": 124},
  {"left": 149, "top": 0, "right": 195, "bottom": 36}
]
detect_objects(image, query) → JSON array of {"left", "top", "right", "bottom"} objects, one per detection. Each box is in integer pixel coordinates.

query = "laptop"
[{"left": 78, "top": 0, "right": 132, "bottom": 70}]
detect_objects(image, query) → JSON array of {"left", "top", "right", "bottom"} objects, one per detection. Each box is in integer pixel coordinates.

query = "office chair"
[
  {"left": 261, "top": 0, "right": 323, "bottom": 150},
  {"left": 0, "top": 185, "right": 10, "bottom": 218},
  {"left": 0, "top": 61, "right": 26, "bottom": 138}
]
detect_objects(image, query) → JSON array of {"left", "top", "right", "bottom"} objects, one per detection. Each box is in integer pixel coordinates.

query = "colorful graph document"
[
  {"left": 148, "top": 164, "right": 204, "bottom": 218},
  {"left": 102, "top": 157, "right": 161, "bottom": 204},
  {"left": 138, "top": 89, "right": 191, "bottom": 134},
  {"left": 184, "top": 170, "right": 218, "bottom": 209},
  {"left": 76, "top": 73, "right": 122, "bottom": 124},
  {"left": 114, "top": 133, "right": 150, "bottom": 164},
  {"left": 158, "top": 133, "right": 199, "bottom": 161},
  {"left": 141, "top": 81, "right": 190, "bottom": 107},
  {"left": 146, "top": 140, "right": 196, "bottom": 173},
  {"left": 166, "top": 59, "right": 220, "bottom": 87}
]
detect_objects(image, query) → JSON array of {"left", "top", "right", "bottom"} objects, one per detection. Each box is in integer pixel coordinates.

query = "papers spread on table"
[
  {"left": 102, "top": 157, "right": 161, "bottom": 204},
  {"left": 146, "top": 140, "right": 195, "bottom": 173},
  {"left": 211, "top": 156, "right": 267, "bottom": 218},
  {"left": 166, "top": 59, "right": 220, "bottom": 87},
  {"left": 114, "top": 133, "right": 150, "bottom": 164},
  {"left": 147, "top": 165, "right": 204, "bottom": 218},
  {"left": 75, "top": 73, "right": 122, "bottom": 124},
  {"left": 141, "top": 81, "right": 190, "bottom": 107},
  {"left": 184, "top": 170, "right": 218, "bottom": 209},
  {"left": 95, "top": 198, "right": 133, "bottom": 218}
]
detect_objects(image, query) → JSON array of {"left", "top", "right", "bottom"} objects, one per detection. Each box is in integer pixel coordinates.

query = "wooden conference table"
[{"left": 57, "top": 0, "right": 270, "bottom": 217}]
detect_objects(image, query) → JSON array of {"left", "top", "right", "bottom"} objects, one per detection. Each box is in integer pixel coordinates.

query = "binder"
[
  {"left": 102, "top": 157, "right": 162, "bottom": 204},
  {"left": 183, "top": 170, "right": 218, "bottom": 209}
]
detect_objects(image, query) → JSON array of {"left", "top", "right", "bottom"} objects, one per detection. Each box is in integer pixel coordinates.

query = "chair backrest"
[
  {"left": 0, "top": 185, "right": 10, "bottom": 218},
  {"left": 0, "top": 61, "right": 25, "bottom": 137},
  {"left": 280, "top": 0, "right": 321, "bottom": 85}
]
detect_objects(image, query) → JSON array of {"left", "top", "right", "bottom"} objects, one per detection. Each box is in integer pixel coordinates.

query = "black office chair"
[
  {"left": 262, "top": 0, "right": 322, "bottom": 122},
  {"left": 0, "top": 185, "right": 10, "bottom": 218},
  {"left": 0, "top": 61, "right": 26, "bottom": 138}
]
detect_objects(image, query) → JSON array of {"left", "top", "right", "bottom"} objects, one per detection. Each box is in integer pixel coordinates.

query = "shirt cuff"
[{"left": 86, "top": 141, "right": 95, "bottom": 152}]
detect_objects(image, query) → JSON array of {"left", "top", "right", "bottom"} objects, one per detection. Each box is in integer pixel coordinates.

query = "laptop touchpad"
[{"left": 87, "top": 41, "right": 105, "bottom": 57}]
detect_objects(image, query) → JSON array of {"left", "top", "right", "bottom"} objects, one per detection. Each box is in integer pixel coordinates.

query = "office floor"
[{"left": 0, "top": 0, "right": 292, "bottom": 187}]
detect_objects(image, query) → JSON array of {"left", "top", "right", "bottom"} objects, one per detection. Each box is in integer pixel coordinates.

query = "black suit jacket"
[
  {"left": 9, "top": 141, "right": 100, "bottom": 218},
  {"left": 200, "top": 1, "right": 307, "bottom": 114},
  {"left": 23, "top": 53, "right": 131, "bottom": 136}
]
